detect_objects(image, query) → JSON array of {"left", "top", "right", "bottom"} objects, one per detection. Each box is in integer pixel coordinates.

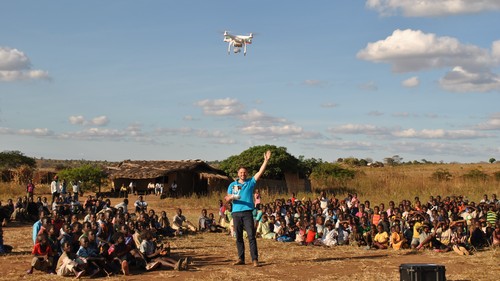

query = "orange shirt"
[
  {"left": 372, "top": 214, "right": 381, "bottom": 226},
  {"left": 305, "top": 230, "right": 317, "bottom": 243}
]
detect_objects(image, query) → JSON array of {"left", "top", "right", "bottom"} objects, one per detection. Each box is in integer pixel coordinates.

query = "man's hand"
[{"left": 264, "top": 150, "right": 271, "bottom": 161}]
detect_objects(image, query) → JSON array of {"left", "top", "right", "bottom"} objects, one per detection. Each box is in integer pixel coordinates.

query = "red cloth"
[
  {"left": 32, "top": 243, "right": 52, "bottom": 256},
  {"left": 305, "top": 230, "right": 316, "bottom": 243}
]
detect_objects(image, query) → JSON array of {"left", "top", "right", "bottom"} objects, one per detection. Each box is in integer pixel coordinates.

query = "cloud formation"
[
  {"left": 357, "top": 29, "right": 495, "bottom": 73},
  {"left": 440, "top": 66, "right": 500, "bottom": 92},
  {"left": 357, "top": 29, "right": 500, "bottom": 92},
  {"left": 69, "top": 115, "right": 109, "bottom": 126},
  {"left": 0, "top": 47, "right": 50, "bottom": 82},
  {"left": 402, "top": 76, "right": 419, "bottom": 88},
  {"left": 329, "top": 123, "right": 491, "bottom": 140},
  {"left": 366, "top": 0, "right": 500, "bottom": 17},
  {"left": 195, "top": 98, "right": 244, "bottom": 116}
]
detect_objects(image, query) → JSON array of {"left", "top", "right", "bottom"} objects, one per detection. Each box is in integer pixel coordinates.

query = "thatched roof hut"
[{"left": 108, "top": 160, "right": 231, "bottom": 195}]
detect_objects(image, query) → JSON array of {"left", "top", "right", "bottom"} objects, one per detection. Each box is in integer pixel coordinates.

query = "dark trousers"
[{"left": 233, "top": 210, "right": 258, "bottom": 262}]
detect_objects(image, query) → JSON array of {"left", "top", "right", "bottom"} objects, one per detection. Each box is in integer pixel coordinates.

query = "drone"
[{"left": 223, "top": 31, "right": 254, "bottom": 56}]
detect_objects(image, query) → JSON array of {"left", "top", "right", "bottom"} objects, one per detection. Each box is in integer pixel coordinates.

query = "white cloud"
[
  {"left": 329, "top": 123, "right": 491, "bottom": 140},
  {"left": 316, "top": 140, "right": 378, "bottom": 151},
  {"left": 392, "top": 128, "right": 489, "bottom": 139},
  {"left": 196, "top": 129, "right": 227, "bottom": 138},
  {"left": 240, "top": 109, "right": 287, "bottom": 124},
  {"left": 209, "top": 139, "right": 237, "bottom": 145},
  {"left": 366, "top": 0, "right": 500, "bottom": 17},
  {"left": 402, "top": 76, "right": 419, "bottom": 88},
  {"left": 391, "top": 141, "right": 478, "bottom": 157},
  {"left": 475, "top": 113, "right": 500, "bottom": 130},
  {"left": 69, "top": 115, "right": 109, "bottom": 126},
  {"left": 357, "top": 29, "right": 494, "bottom": 73},
  {"left": 0, "top": 47, "right": 50, "bottom": 82},
  {"left": 18, "top": 128, "right": 54, "bottom": 136},
  {"left": 439, "top": 66, "right": 500, "bottom": 92},
  {"left": 392, "top": 112, "right": 413, "bottom": 118},
  {"left": 69, "top": 115, "right": 85, "bottom": 125},
  {"left": 329, "top": 124, "right": 391, "bottom": 135},
  {"left": 0, "top": 47, "right": 30, "bottom": 70},
  {"left": 195, "top": 98, "right": 244, "bottom": 116},
  {"left": 241, "top": 124, "right": 303, "bottom": 136},
  {"left": 90, "top": 116, "right": 109, "bottom": 126},
  {"left": 0, "top": 127, "right": 53, "bottom": 137}
]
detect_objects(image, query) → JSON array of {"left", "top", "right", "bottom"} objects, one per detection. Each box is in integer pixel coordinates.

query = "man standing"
[
  {"left": 50, "top": 176, "right": 59, "bottom": 204},
  {"left": 224, "top": 150, "right": 271, "bottom": 267}
]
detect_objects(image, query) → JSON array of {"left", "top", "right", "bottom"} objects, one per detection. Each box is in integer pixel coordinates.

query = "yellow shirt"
[
  {"left": 374, "top": 231, "right": 389, "bottom": 245},
  {"left": 413, "top": 222, "right": 422, "bottom": 239}
]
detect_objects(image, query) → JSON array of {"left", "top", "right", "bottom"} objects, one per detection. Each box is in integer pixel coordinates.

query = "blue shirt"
[
  {"left": 227, "top": 177, "right": 256, "bottom": 213},
  {"left": 32, "top": 220, "right": 42, "bottom": 244}
]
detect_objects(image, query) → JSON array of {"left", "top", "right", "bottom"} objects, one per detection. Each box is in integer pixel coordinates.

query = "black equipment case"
[{"left": 399, "top": 263, "right": 446, "bottom": 281}]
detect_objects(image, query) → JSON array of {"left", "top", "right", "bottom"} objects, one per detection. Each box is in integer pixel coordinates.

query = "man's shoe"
[
  {"left": 233, "top": 260, "right": 245, "bottom": 265},
  {"left": 174, "top": 259, "right": 183, "bottom": 271},
  {"left": 252, "top": 260, "right": 259, "bottom": 267}
]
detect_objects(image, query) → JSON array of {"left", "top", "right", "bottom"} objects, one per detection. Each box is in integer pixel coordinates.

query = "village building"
[{"left": 107, "top": 160, "right": 231, "bottom": 196}]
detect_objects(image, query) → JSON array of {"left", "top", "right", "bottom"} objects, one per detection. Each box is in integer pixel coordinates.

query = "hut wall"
[
  {"left": 284, "top": 172, "right": 307, "bottom": 194},
  {"left": 206, "top": 178, "right": 231, "bottom": 193},
  {"left": 256, "top": 179, "right": 288, "bottom": 194}
]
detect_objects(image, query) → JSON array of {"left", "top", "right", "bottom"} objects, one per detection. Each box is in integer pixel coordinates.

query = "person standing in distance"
[{"left": 224, "top": 150, "right": 271, "bottom": 267}]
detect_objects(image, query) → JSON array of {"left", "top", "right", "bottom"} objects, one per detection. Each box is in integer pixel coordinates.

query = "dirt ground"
[{"left": 1, "top": 194, "right": 498, "bottom": 281}]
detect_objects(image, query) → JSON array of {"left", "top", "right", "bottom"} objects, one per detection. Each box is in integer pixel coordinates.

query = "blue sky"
[{"left": 1, "top": 1, "right": 500, "bottom": 163}]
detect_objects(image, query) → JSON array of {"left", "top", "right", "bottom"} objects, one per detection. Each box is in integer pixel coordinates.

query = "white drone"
[{"left": 223, "top": 31, "right": 254, "bottom": 56}]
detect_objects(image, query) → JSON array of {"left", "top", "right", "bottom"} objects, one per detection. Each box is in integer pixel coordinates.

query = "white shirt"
[
  {"left": 51, "top": 180, "right": 59, "bottom": 193},
  {"left": 72, "top": 183, "right": 79, "bottom": 194},
  {"left": 115, "top": 202, "right": 128, "bottom": 213}
]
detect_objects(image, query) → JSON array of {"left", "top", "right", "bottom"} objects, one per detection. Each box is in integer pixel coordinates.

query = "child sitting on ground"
[
  {"left": 76, "top": 236, "right": 103, "bottom": 277},
  {"left": 27, "top": 234, "right": 54, "bottom": 274},
  {"left": 56, "top": 241, "right": 86, "bottom": 278},
  {"left": 139, "top": 230, "right": 189, "bottom": 271},
  {"left": 372, "top": 224, "right": 389, "bottom": 249},
  {"left": 256, "top": 215, "right": 276, "bottom": 239}
]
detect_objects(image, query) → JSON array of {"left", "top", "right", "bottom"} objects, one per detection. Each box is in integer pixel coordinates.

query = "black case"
[{"left": 399, "top": 263, "right": 446, "bottom": 281}]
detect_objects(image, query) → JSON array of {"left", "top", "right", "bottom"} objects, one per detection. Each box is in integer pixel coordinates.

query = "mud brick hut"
[{"left": 108, "top": 160, "right": 231, "bottom": 196}]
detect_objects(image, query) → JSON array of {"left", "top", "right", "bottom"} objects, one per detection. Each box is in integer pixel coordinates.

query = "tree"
[
  {"left": 384, "top": 155, "right": 402, "bottom": 166},
  {"left": 489, "top": 158, "right": 496, "bottom": 164},
  {"left": 431, "top": 168, "right": 452, "bottom": 181},
  {"left": 0, "top": 150, "right": 36, "bottom": 169},
  {"left": 310, "top": 162, "right": 356, "bottom": 188},
  {"left": 219, "top": 145, "right": 299, "bottom": 179},
  {"left": 57, "top": 164, "right": 108, "bottom": 193},
  {"left": 298, "top": 156, "right": 323, "bottom": 178}
]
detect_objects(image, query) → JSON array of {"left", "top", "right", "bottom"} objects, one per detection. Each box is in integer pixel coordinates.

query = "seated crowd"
[
  {"left": 1, "top": 188, "right": 499, "bottom": 277},
  {"left": 219, "top": 192, "right": 500, "bottom": 255},
  {"left": 7, "top": 193, "right": 196, "bottom": 277}
]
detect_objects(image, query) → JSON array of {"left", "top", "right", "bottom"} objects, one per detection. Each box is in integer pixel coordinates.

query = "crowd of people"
[
  {"left": 221, "top": 191, "right": 500, "bottom": 255},
  {"left": 0, "top": 175, "right": 200, "bottom": 278},
  {"left": 0, "top": 173, "right": 499, "bottom": 278},
  {"left": 25, "top": 191, "right": 197, "bottom": 277}
]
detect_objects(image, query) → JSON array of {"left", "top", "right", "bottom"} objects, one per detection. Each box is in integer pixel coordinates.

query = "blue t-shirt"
[{"left": 227, "top": 177, "right": 256, "bottom": 213}]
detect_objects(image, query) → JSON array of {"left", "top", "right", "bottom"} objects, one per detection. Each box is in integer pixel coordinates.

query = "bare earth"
[{"left": 1, "top": 194, "right": 498, "bottom": 281}]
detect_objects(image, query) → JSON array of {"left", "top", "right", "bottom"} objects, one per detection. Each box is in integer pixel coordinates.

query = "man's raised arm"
[{"left": 254, "top": 150, "right": 271, "bottom": 182}]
